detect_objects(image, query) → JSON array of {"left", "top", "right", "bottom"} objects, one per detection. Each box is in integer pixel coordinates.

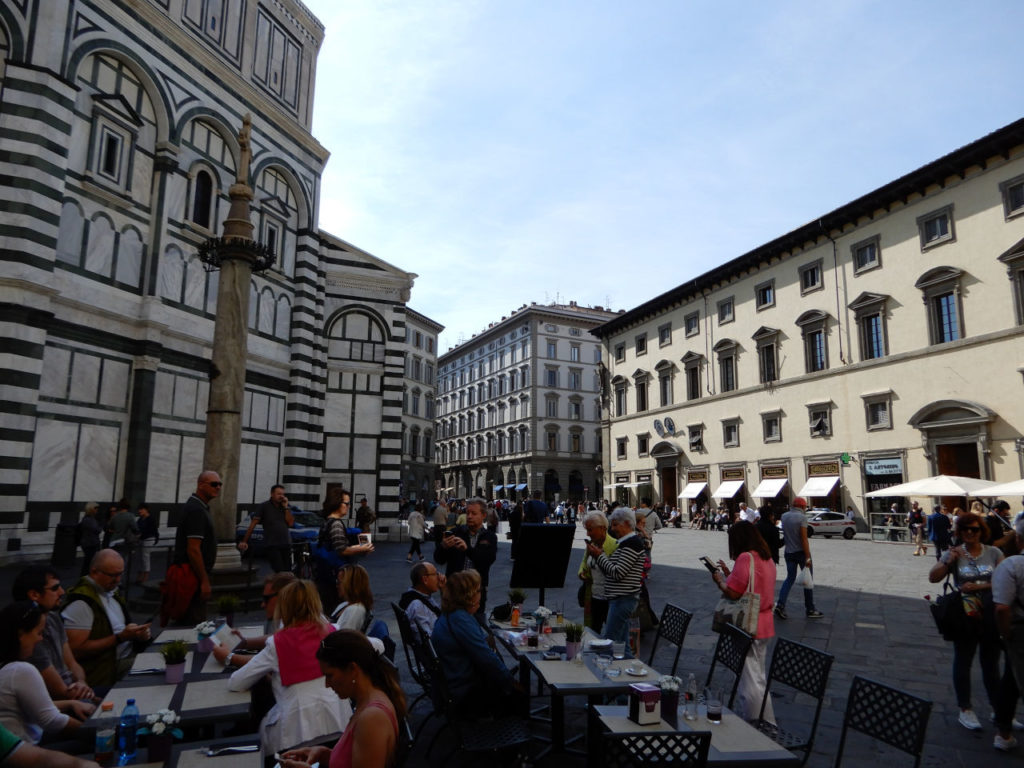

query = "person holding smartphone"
[{"left": 435, "top": 498, "right": 498, "bottom": 615}]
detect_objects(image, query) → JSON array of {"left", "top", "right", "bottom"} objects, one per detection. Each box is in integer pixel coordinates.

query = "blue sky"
[{"left": 303, "top": 0, "right": 1024, "bottom": 351}]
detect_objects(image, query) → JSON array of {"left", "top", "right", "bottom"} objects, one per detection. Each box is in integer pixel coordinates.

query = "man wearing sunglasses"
[{"left": 165, "top": 471, "right": 220, "bottom": 624}]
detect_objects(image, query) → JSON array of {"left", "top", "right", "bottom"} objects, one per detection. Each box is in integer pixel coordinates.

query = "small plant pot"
[
  {"left": 164, "top": 662, "right": 185, "bottom": 684},
  {"left": 565, "top": 640, "right": 581, "bottom": 660},
  {"left": 147, "top": 733, "right": 174, "bottom": 763},
  {"left": 661, "top": 691, "right": 679, "bottom": 727},
  {"left": 197, "top": 635, "right": 214, "bottom": 653}
]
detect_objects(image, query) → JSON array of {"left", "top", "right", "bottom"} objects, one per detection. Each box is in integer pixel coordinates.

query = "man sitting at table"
[
  {"left": 584, "top": 508, "right": 645, "bottom": 645},
  {"left": 399, "top": 562, "right": 444, "bottom": 638},
  {"left": 11, "top": 566, "right": 95, "bottom": 703},
  {"left": 211, "top": 572, "right": 297, "bottom": 669},
  {"left": 63, "top": 550, "right": 150, "bottom": 691}
]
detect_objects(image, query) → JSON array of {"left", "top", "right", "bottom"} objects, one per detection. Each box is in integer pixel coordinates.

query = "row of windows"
[
  {"left": 405, "top": 329, "right": 436, "bottom": 353},
  {"left": 441, "top": 341, "right": 531, "bottom": 390},
  {"left": 437, "top": 397, "right": 532, "bottom": 437},
  {"left": 402, "top": 429, "right": 433, "bottom": 460},
  {"left": 405, "top": 355, "right": 435, "bottom": 385},
  {"left": 611, "top": 260, "right": 1024, "bottom": 416},
  {"left": 438, "top": 366, "right": 531, "bottom": 414},
  {"left": 402, "top": 390, "right": 435, "bottom": 418},
  {"left": 437, "top": 426, "right": 600, "bottom": 462},
  {"left": 614, "top": 393, "right": 892, "bottom": 460}
]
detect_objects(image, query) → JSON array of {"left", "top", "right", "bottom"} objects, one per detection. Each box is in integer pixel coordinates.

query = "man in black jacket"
[{"left": 435, "top": 497, "right": 497, "bottom": 613}]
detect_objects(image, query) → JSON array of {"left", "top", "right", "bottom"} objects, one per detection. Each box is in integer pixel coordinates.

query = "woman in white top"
[
  {"left": 331, "top": 565, "right": 374, "bottom": 631},
  {"left": 0, "top": 602, "right": 94, "bottom": 743},
  {"left": 227, "top": 581, "right": 351, "bottom": 756}
]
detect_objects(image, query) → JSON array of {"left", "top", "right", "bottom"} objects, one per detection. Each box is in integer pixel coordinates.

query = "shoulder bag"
[
  {"left": 929, "top": 577, "right": 967, "bottom": 641},
  {"left": 711, "top": 553, "right": 760, "bottom": 635}
]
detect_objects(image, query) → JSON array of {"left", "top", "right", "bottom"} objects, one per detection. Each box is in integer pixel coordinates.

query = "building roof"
[
  {"left": 591, "top": 115, "right": 1024, "bottom": 339},
  {"left": 405, "top": 307, "right": 445, "bottom": 333}
]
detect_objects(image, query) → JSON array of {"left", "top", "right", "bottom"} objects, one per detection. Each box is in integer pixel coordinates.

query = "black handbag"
[{"left": 929, "top": 580, "right": 967, "bottom": 641}]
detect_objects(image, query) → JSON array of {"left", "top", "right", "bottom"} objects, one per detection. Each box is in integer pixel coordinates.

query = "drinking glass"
[
  {"left": 612, "top": 641, "right": 626, "bottom": 659},
  {"left": 705, "top": 687, "right": 723, "bottom": 724},
  {"left": 595, "top": 654, "right": 612, "bottom": 677}
]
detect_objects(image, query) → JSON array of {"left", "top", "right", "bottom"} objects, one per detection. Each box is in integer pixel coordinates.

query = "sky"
[{"left": 301, "top": 0, "right": 1024, "bottom": 352}]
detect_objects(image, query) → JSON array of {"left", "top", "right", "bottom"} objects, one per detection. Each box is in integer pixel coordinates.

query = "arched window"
[{"left": 192, "top": 170, "right": 213, "bottom": 228}]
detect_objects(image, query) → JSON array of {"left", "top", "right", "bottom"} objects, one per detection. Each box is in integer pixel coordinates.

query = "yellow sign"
[
  {"left": 721, "top": 467, "right": 744, "bottom": 481},
  {"left": 808, "top": 462, "right": 840, "bottom": 476},
  {"left": 761, "top": 465, "right": 788, "bottom": 479}
]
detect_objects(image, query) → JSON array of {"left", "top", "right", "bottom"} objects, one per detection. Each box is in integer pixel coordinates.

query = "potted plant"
[
  {"left": 217, "top": 594, "right": 240, "bottom": 627},
  {"left": 194, "top": 620, "right": 217, "bottom": 653},
  {"left": 564, "top": 623, "right": 584, "bottom": 660},
  {"left": 658, "top": 675, "right": 682, "bottom": 726},
  {"left": 160, "top": 640, "right": 189, "bottom": 684},
  {"left": 138, "top": 708, "right": 183, "bottom": 762}
]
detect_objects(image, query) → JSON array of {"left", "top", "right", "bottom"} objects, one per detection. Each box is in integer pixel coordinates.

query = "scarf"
[{"left": 275, "top": 622, "right": 334, "bottom": 686}]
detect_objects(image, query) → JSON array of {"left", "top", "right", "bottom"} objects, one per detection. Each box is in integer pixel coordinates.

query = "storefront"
[
  {"left": 862, "top": 455, "right": 905, "bottom": 542},
  {"left": 751, "top": 464, "right": 789, "bottom": 514},
  {"left": 679, "top": 469, "right": 709, "bottom": 518},
  {"left": 711, "top": 466, "right": 746, "bottom": 516},
  {"left": 798, "top": 461, "right": 842, "bottom": 511}
]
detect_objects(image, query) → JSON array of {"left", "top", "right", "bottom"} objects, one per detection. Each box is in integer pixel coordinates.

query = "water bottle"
[
  {"left": 684, "top": 673, "right": 698, "bottom": 721},
  {"left": 117, "top": 698, "right": 139, "bottom": 765}
]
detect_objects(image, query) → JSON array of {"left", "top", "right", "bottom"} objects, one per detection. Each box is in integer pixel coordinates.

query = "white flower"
[
  {"left": 151, "top": 721, "right": 166, "bottom": 735},
  {"left": 533, "top": 606, "right": 552, "bottom": 620},
  {"left": 658, "top": 675, "right": 682, "bottom": 692},
  {"left": 146, "top": 713, "right": 159, "bottom": 725},
  {"left": 161, "top": 711, "right": 179, "bottom": 724},
  {"left": 194, "top": 621, "right": 217, "bottom": 635}
]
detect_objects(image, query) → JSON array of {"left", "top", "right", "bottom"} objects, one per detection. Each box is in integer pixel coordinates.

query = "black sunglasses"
[
  {"left": 260, "top": 592, "right": 278, "bottom": 603},
  {"left": 45, "top": 584, "right": 62, "bottom": 592},
  {"left": 209, "top": 481, "right": 224, "bottom": 488}
]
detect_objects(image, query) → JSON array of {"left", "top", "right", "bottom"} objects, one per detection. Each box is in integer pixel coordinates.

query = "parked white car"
[{"left": 803, "top": 509, "right": 856, "bottom": 539}]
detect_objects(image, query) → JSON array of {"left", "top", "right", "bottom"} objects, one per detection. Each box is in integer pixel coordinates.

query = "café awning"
[
  {"left": 751, "top": 478, "right": 788, "bottom": 498},
  {"left": 711, "top": 480, "right": 745, "bottom": 499},
  {"left": 797, "top": 476, "right": 840, "bottom": 497},
  {"left": 492, "top": 485, "right": 504, "bottom": 491},
  {"left": 678, "top": 482, "right": 708, "bottom": 499},
  {"left": 515, "top": 483, "right": 528, "bottom": 490}
]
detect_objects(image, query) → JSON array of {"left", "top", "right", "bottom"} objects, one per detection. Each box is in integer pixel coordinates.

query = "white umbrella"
[
  {"left": 865, "top": 474, "right": 998, "bottom": 498},
  {"left": 984, "top": 479, "right": 1024, "bottom": 497}
]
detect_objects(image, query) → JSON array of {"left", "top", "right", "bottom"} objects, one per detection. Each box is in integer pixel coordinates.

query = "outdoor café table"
[
  {"left": 590, "top": 704, "right": 800, "bottom": 767},
  {"left": 164, "top": 734, "right": 262, "bottom": 768},
  {"left": 522, "top": 650, "right": 665, "bottom": 755}
]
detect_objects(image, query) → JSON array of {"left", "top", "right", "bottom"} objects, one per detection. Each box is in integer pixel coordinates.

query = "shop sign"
[
  {"left": 615, "top": 474, "right": 630, "bottom": 483},
  {"left": 688, "top": 470, "right": 708, "bottom": 482},
  {"left": 721, "top": 467, "right": 744, "bottom": 481},
  {"left": 761, "top": 465, "right": 788, "bottom": 479},
  {"left": 808, "top": 461, "right": 840, "bottom": 476},
  {"left": 637, "top": 473, "right": 652, "bottom": 482},
  {"left": 864, "top": 458, "right": 903, "bottom": 475}
]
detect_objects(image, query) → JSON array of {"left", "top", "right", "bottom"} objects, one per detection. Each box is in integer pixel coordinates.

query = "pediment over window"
[
  {"left": 751, "top": 326, "right": 779, "bottom": 342},
  {"left": 650, "top": 440, "right": 683, "bottom": 458},
  {"left": 914, "top": 266, "right": 962, "bottom": 290},
  {"left": 654, "top": 359, "right": 676, "bottom": 372},
  {"left": 998, "top": 235, "right": 1024, "bottom": 266},
  {"left": 795, "top": 309, "right": 830, "bottom": 327},
  {"left": 713, "top": 338, "right": 737, "bottom": 353},
  {"left": 611, "top": 374, "right": 628, "bottom": 386},
  {"left": 631, "top": 368, "right": 650, "bottom": 381},
  {"left": 848, "top": 291, "right": 889, "bottom": 312},
  {"left": 680, "top": 351, "right": 704, "bottom": 365}
]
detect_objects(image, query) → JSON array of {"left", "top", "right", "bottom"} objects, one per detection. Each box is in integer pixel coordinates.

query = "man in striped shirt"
[{"left": 585, "top": 507, "right": 645, "bottom": 644}]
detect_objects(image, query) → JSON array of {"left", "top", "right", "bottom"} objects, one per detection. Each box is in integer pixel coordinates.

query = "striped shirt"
[{"left": 594, "top": 532, "right": 645, "bottom": 597}]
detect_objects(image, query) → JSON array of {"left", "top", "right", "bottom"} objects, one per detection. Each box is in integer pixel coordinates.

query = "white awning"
[
  {"left": 605, "top": 483, "right": 622, "bottom": 490},
  {"left": 752, "top": 478, "right": 788, "bottom": 498},
  {"left": 797, "top": 476, "right": 840, "bottom": 497},
  {"left": 711, "top": 480, "right": 745, "bottom": 499},
  {"left": 678, "top": 482, "right": 708, "bottom": 499},
  {"left": 492, "top": 485, "right": 504, "bottom": 491},
  {"left": 515, "top": 483, "right": 527, "bottom": 490},
  {"left": 621, "top": 482, "right": 644, "bottom": 488}
]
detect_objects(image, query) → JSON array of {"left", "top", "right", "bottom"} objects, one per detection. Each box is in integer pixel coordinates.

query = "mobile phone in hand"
[{"left": 699, "top": 556, "right": 718, "bottom": 574}]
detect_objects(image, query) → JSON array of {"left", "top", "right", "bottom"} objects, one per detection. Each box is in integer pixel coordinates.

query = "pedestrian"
[
  {"left": 523, "top": 490, "right": 549, "bottom": 523},
  {"left": 161, "top": 471, "right": 220, "bottom": 625},
  {"left": 579, "top": 511, "right": 617, "bottom": 633},
  {"left": 77, "top": 503, "right": 102, "bottom": 578},
  {"left": 355, "top": 498, "right": 376, "bottom": 533},
  {"left": 755, "top": 507, "right": 780, "bottom": 564},
  {"left": 406, "top": 503, "right": 425, "bottom": 562},
  {"left": 909, "top": 501, "right": 928, "bottom": 556},
  {"left": 585, "top": 507, "right": 645, "bottom": 644},
  {"left": 928, "top": 503, "right": 953, "bottom": 562},
  {"left": 992, "top": 511, "right": 1024, "bottom": 751},
  {"left": 434, "top": 497, "right": 497, "bottom": 614},
  {"left": 135, "top": 503, "right": 158, "bottom": 584},
  {"left": 774, "top": 497, "right": 824, "bottom": 620},
  {"left": 238, "top": 484, "right": 295, "bottom": 573},
  {"left": 508, "top": 499, "right": 523, "bottom": 560}
]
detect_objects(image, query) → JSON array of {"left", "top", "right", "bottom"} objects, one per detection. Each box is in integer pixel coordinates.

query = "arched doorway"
[
  {"left": 909, "top": 399, "right": 995, "bottom": 509},
  {"left": 544, "top": 469, "right": 560, "bottom": 501},
  {"left": 651, "top": 440, "right": 683, "bottom": 506}
]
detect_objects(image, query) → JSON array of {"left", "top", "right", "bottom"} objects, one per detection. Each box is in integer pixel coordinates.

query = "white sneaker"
[
  {"left": 994, "top": 734, "right": 1018, "bottom": 751},
  {"left": 959, "top": 709, "right": 982, "bottom": 731},
  {"left": 988, "top": 712, "right": 1024, "bottom": 730}
]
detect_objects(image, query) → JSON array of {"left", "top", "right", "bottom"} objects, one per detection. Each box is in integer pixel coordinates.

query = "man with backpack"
[{"left": 523, "top": 490, "right": 549, "bottom": 523}]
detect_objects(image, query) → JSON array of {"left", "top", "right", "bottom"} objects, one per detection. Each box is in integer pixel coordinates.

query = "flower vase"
[
  {"left": 565, "top": 640, "right": 581, "bottom": 660},
  {"left": 147, "top": 733, "right": 174, "bottom": 763},
  {"left": 660, "top": 691, "right": 679, "bottom": 727},
  {"left": 164, "top": 662, "right": 185, "bottom": 684},
  {"left": 197, "top": 635, "right": 214, "bottom": 653}
]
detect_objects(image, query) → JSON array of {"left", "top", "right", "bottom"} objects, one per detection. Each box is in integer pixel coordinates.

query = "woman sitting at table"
[
  {"left": 331, "top": 565, "right": 374, "bottom": 631},
  {"left": 431, "top": 570, "right": 523, "bottom": 717},
  {"left": 281, "top": 630, "right": 405, "bottom": 768},
  {"left": 227, "top": 580, "right": 350, "bottom": 755},
  {"left": 707, "top": 521, "right": 777, "bottom": 724},
  {"left": 0, "top": 602, "right": 95, "bottom": 743}
]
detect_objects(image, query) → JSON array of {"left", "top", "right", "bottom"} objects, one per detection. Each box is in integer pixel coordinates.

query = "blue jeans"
[
  {"left": 604, "top": 594, "right": 639, "bottom": 643},
  {"left": 777, "top": 552, "right": 815, "bottom": 612}
]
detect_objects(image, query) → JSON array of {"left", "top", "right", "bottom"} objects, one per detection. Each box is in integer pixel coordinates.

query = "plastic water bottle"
[
  {"left": 684, "top": 674, "right": 698, "bottom": 721},
  {"left": 117, "top": 698, "right": 139, "bottom": 765}
]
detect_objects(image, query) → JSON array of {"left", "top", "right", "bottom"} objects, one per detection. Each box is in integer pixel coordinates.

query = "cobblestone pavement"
[{"left": 5, "top": 522, "right": 1019, "bottom": 766}]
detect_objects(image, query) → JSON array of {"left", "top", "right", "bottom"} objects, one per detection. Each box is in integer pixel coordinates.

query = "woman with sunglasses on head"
[
  {"left": 281, "top": 630, "right": 405, "bottom": 768},
  {"left": 930, "top": 511, "right": 1005, "bottom": 731},
  {"left": 227, "top": 580, "right": 350, "bottom": 756},
  {"left": 0, "top": 602, "right": 95, "bottom": 744}
]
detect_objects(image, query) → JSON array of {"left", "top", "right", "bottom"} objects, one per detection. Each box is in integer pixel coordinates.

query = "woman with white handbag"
[{"left": 709, "top": 521, "right": 777, "bottom": 723}]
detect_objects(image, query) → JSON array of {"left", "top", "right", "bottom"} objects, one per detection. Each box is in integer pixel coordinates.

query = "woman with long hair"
[
  {"left": 0, "top": 602, "right": 94, "bottom": 743},
  {"left": 331, "top": 565, "right": 374, "bottom": 630},
  {"left": 314, "top": 488, "right": 374, "bottom": 613},
  {"left": 227, "top": 580, "right": 350, "bottom": 755},
  {"left": 281, "top": 630, "right": 405, "bottom": 768},
  {"left": 929, "top": 511, "right": 1004, "bottom": 731},
  {"left": 708, "top": 521, "right": 777, "bottom": 723},
  {"left": 431, "top": 570, "right": 522, "bottom": 717}
]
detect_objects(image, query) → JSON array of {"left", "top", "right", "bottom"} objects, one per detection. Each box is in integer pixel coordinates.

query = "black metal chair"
[
  {"left": 602, "top": 731, "right": 712, "bottom": 768},
  {"left": 750, "top": 638, "right": 834, "bottom": 765},
  {"left": 646, "top": 603, "right": 693, "bottom": 676},
  {"left": 703, "top": 623, "right": 754, "bottom": 709},
  {"left": 390, "top": 601, "right": 432, "bottom": 713},
  {"left": 833, "top": 675, "right": 932, "bottom": 768},
  {"left": 418, "top": 638, "right": 532, "bottom": 766}
]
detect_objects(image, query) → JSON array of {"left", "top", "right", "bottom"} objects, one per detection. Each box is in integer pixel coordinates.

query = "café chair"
[
  {"left": 391, "top": 601, "right": 433, "bottom": 712},
  {"left": 418, "top": 638, "right": 532, "bottom": 765},
  {"left": 703, "top": 623, "right": 753, "bottom": 709},
  {"left": 603, "top": 731, "right": 712, "bottom": 768},
  {"left": 750, "top": 638, "right": 834, "bottom": 765},
  {"left": 646, "top": 603, "right": 693, "bottom": 676},
  {"left": 833, "top": 675, "right": 932, "bottom": 768}
]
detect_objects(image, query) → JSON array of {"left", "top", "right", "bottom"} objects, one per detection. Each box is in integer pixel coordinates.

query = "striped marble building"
[{"left": 0, "top": 0, "right": 416, "bottom": 560}]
